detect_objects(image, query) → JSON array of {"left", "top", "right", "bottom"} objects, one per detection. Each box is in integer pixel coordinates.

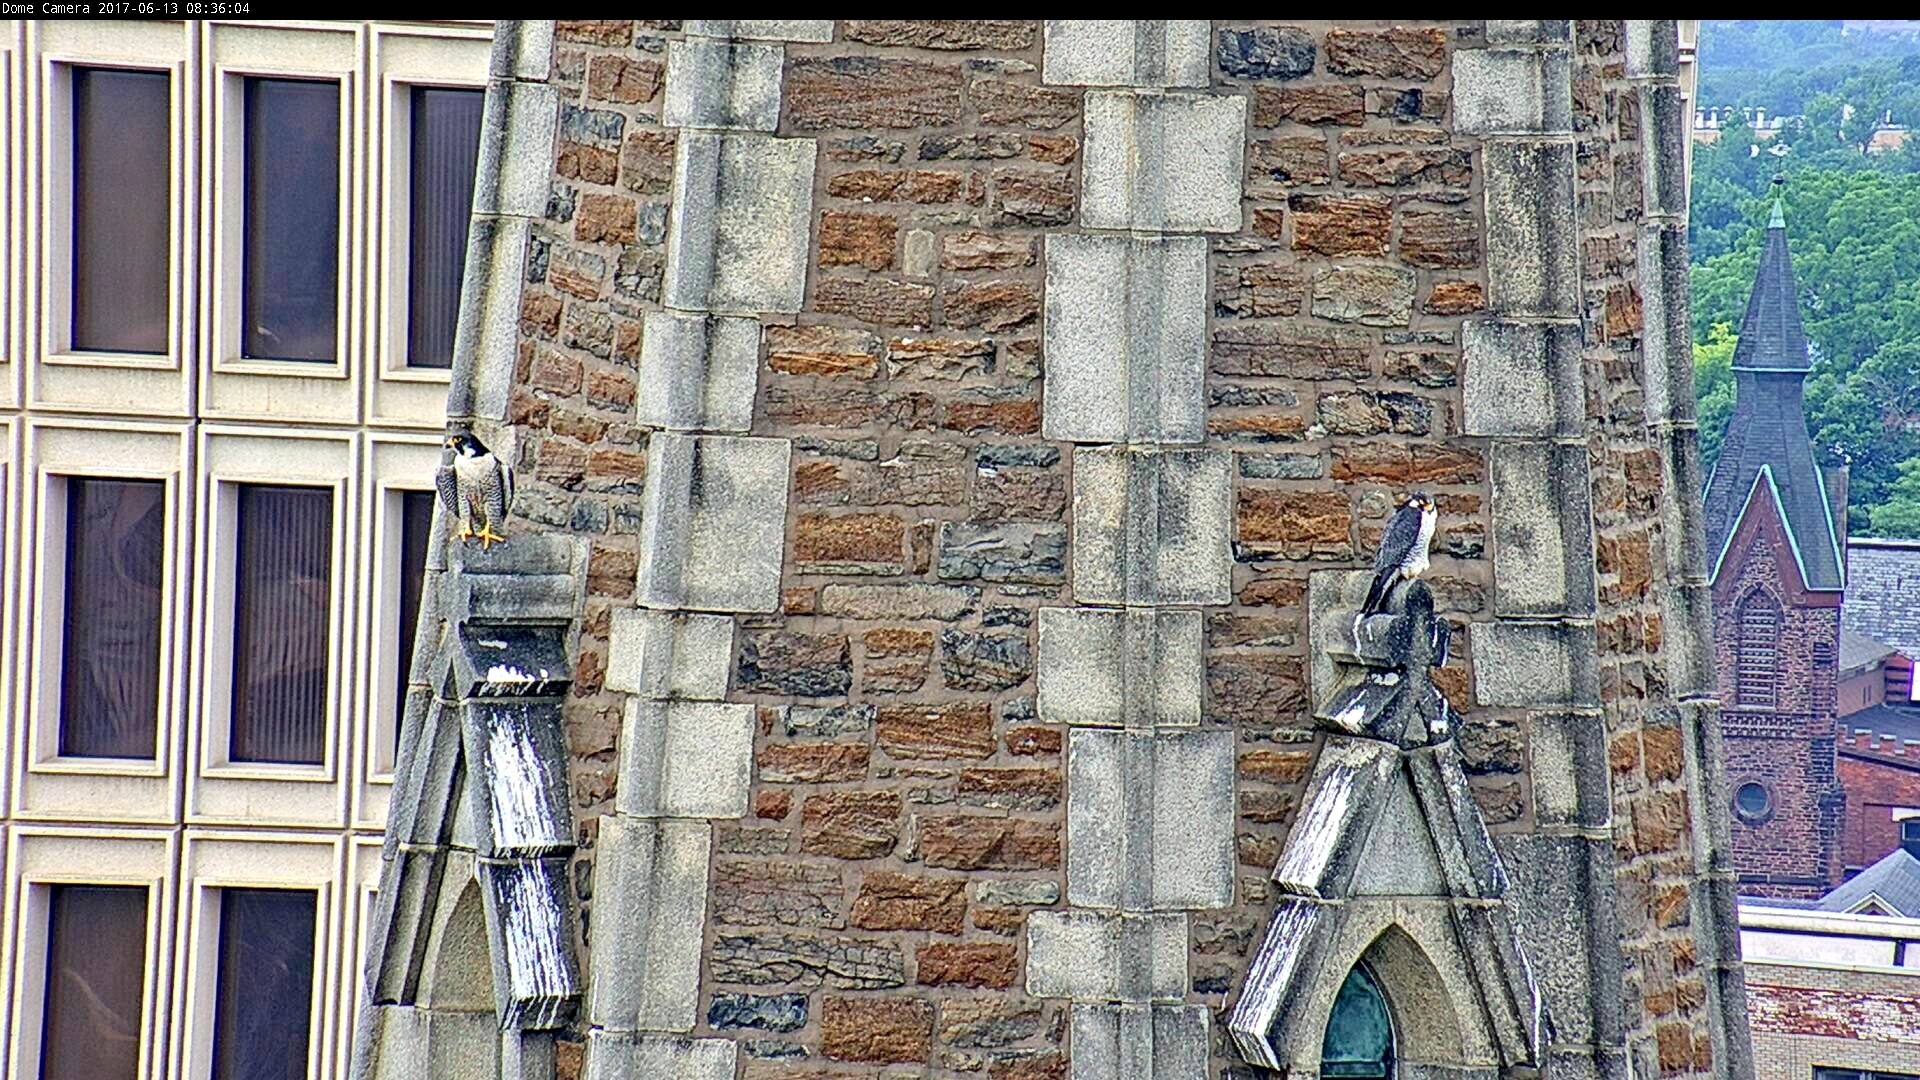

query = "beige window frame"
[
  {"left": 3, "top": 827, "right": 176, "bottom": 1080},
  {"left": 199, "top": 21, "right": 361, "bottom": 423},
  {"left": 0, "top": 419, "right": 17, "bottom": 815},
  {"left": 367, "top": 23, "right": 488, "bottom": 429},
  {"left": 35, "top": 22, "right": 190, "bottom": 382},
  {"left": 3, "top": 27, "right": 18, "bottom": 409},
  {"left": 336, "top": 836, "right": 384, "bottom": 1069},
  {"left": 169, "top": 831, "right": 341, "bottom": 1080},
  {"left": 188, "top": 426, "right": 356, "bottom": 828},
  {"left": 353, "top": 433, "right": 442, "bottom": 829},
  {"left": 16, "top": 420, "right": 190, "bottom": 824}
]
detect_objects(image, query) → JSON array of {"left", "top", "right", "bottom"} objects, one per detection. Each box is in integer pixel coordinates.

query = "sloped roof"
[
  {"left": 1845, "top": 538, "right": 1920, "bottom": 658},
  {"left": 1702, "top": 200, "right": 1845, "bottom": 592},
  {"left": 1818, "top": 847, "right": 1920, "bottom": 918},
  {"left": 1841, "top": 628, "right": 1900, "bottom": 677}
]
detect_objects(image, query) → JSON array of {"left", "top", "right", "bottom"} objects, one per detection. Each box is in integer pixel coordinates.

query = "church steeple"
[{"left": 1703, "top": 179, "right": 1845, "bottom": 591}]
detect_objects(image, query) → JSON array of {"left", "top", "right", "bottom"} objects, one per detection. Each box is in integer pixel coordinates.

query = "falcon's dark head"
[
  {"left": 446, "top": 432, "right": 491, "bottom": 458},
  {"left": 1406, "top": 491, "right": 1435, "bottom": 512}
]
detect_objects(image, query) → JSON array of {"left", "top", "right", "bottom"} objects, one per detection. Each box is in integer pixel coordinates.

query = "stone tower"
[
  {"left": 1702, "top": 195, "right": 1848, "bottom": 897},
  {"left": 352, "top": 20, "right": 1754, "bottom": 1080}
]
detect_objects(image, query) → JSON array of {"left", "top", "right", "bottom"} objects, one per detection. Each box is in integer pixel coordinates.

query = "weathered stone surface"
[
  {"left": 937, "top": 523, "right": 1068, "bottom": 583},
  {"left": 780, "top": 703, "right": 878, "bottom": 738},
  {"left": 793, "top": 512, "right": 907, "bottom": 574},
  {"left": 940, "top": 628, "right": 1034, "bottom": 690},
  {"left": 922, "top": 816, "right": 1060, "bottom": 870},
  {"left": 1066, "top": 728, "right": 1237, "bottom": 910},
  {"left": 663, "top": 39, "right": 784, "bottom": 131},
  {"left": 766, "top": 323, "right": 883, "bottom": 378},
  {"left": 973, "top": 80, "right": 1081, "bottom": 130},
  {"left": 637, "top": 434, "right": 790, "bottom": 613},
  {"left": 1483, "top": 140, "right": 1579, "bottom": 319},
  {"left": 818, "top": 583, "right": 979, "bottom": 621},
  {"left": 821, "top": 997, "right": 934, "bottom": 1064},
  {"left": 1072, "top": 1003, "right": 1211, "bottom": 1080},
  {"left": 1289, "top": 194, "right": 1391, "bottom": 256},
  {"left": 917, "top": 942, "right": 1020, "bottom": 988},
  {"left": 850, "top": 872, "right": 969, "bottom": 933},
  {"left": 736, "top": 629, "right": 853, "bottom": 697},
  {"left": 683, "top": 19, "right": 833, "bottom": 42},
  {"left": 710, "top": 932, "right": 907, "bottom": 989},
  {"left": 1217, "top": 26, "right": 1315, "bottom": 80},
  {"left": 876, "top": 702, "right": 996, "bottom": 760},
  {"left": 582, "top": 1031, "right": 736, "bottom": 1080},
  {"left": 887, "top": 337, "right": 995, "bottom": 380},
  {"left": 942, "top": 231, "right": 1038, "bottom": 271},
  {"left": 1462, "top": 320, "right": 1583, "bottom": 437},
  {"left": 1043, "top": 20, "right": 1211, "bottom": 88},
  {"left": 1490, "top": 441, "right": 1597, "bottom": 618},
  {"left": 634, "top": 312, "right": 760, "bottom": 431},
  {"left": 1036, "top": 607, "right": 1203, "bottom": 728},
  {"left": 1073, "top": 448, "right": 1232, "bottom": 606},
  {"left": 605, "top": 609, "right": 733, "bottom": 701},
  {"left": 844, "top": 20, "right": 1034, "bottom": 50},
  {"left": 706, "top": 991, "right": 808, "bottom": 1033},
  {"left": 938, "top": 997, "right": 1047, "bottom": 1048},
  {"left": 1473, "top": 621, "right": 1599, "bottom": 708},
  {"left": 800, "top": 791, "right": 902, "bottom": 859},
  {"left": 1081, "top": 92, "right": 1246, "bottom": 232},
  {"left": 1249, "top": 136, "right": 1332, "bottom": 190},
  {"left": 1044, "top": 235, "right": 1208, "bottom": 443},
  {"left": 663, "top": 133, "right": 817, "bottom": 315},
  {"left": 1025, "top": 911, "right": 1186, "bottom": 1001},
  {"left": 1311, "top": 265, "right": 1414, "bottom": 326},
  {"left": 787, "top": 57, "right": 965, "bottom": 129},
  {"left": 616, "top": 699, "right": 756, "bottom": 819},
  {"left": 818, "top": 210, "right": 898, "bottom": 271},
  {"left": 1400, "top": 209, "right": 1481, "bottom": 269},
  {"left": 1453, "top": 46, "right": 1573, "bottom": 135},
  {"left": 1254, "top": 84, "right": 1364, "bottom": 126},
  {"left": 585, "top": 817, "right": 711, "bottom": 1032},
  {"left": 712, "top": 859, "right": 845, "bottom": 928},
  {"left": 1324, "top": 27, "right": 1446, "bottom": 79},
  {"left": 757, "top": 742, "right": 870, "bottom": 783}
]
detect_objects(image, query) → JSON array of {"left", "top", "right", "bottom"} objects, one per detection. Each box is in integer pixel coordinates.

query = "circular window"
[{"left": 1734, "top": 781, "right": 1773, "bottom": 823}]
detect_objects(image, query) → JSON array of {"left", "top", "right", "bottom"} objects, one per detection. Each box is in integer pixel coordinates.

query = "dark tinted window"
[
  {"left": 40, "top": 884, "right": 148, "bottom": 1080},
  {"left": 210, "top": 889, "right": 316, "bottom": 1080},
  {"left": 242, "top": 77, "right": 340, "bottom": 362},
  {"left": 406, "top": 86, "right": 484, "bottom": 369},
  {"left": 395, "top": 490, "right": 436, "bottom": 748},
  {"left": 1321, "top": 965, "right": 1392, "bottom": 1078},
  {"left": 71, "top": 67, "right": 170, "bottom": 354},
  {"left": 230, "top": 484, "right": 333, "bottom": 765},
  {"left": 59, "top": 478, "right": 166, "bottom": 758}
]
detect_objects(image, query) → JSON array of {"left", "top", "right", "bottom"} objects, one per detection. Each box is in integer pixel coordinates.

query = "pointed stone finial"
[{"left": 1769, "top": 174, "right": 1787, "bottom": 228}]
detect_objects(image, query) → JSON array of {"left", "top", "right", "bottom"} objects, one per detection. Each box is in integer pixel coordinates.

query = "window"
[
  {"left": 242, "top": 77, "right": 340, "bottom": 362},
  {"left": 1321, "top": 964, "right": 1393, "bottom": 1079},
  {"left": 39, "top": 884, "right": 149, "bottom": 1080},
  {"left": 1736, "top": 591, "right": 1780, "bottom": 709},
  {"left": 230, "top": 484, "right": 333, "bottom": 765},
  {"left": 70, "top": 67, "right": 170, "bottom": 354},
  {"left": 58, "top": 477, "right": 166, "bottom": 758},
  {"left": 1734, "top": 781, "right": 1773, "bottom": 824},
  {"left": 394, "top": 489, "right": 436, "bottom": 748},
  {"left": 405, "top": 86, "right": 484, "bottom": 368},
  {"left": 210, "top": 888, "right": 316, "bottom": 1079}
]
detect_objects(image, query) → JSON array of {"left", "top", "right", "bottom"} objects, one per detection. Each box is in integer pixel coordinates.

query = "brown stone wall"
[{"left": 499, "top": 18, "right": 1733, "bottom": 1079}]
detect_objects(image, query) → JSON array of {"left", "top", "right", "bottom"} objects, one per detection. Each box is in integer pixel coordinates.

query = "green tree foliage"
[{"left": 1694, "top": 325, "right": 1738, "bottom": 474}]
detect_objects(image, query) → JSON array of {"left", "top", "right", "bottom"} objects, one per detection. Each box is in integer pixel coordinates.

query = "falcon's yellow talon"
[
  {"left": 476, "top": 523, "right": 507, "bottom": 549},
  {"left": 456, "top": 522, "right": 475, "bottom": 542}
]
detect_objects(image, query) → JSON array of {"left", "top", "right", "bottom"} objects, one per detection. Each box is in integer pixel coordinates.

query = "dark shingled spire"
[{"left": 1703, "top": 184, "right": 1845, "bottom": 590}]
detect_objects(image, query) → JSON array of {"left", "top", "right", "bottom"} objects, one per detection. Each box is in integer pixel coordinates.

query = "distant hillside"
[{"left": 1699, "top": 20, "right": 1920, "bottom": 117}]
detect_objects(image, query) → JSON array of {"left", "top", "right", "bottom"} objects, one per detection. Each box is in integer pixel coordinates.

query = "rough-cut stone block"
[
  {"left": 936, "top": 523, "right": 1067, "bottom": 584},
  {"left": 1081, "top": 91, "right": 1246, "bottom": 232},
  {"left": 683, "top": 19, "right": 834, "bottom": 42},
  {"left": 1071, "top": 1003, "right": 1210, "bottom": 1080},
  {"left": 1073, "top": 447, "right": 1232, "bottom": 606},
  {"left": 1638, "top": 83, "right": 1688, "bottom": 218},
  {"left": 1036, "top": 607, "right": 1203, "bottom": 728},
  {"left": 582, "top": 1029, "right": 738, "bottom": 1080},
  {"left": 1623, "top": 20, "right": 1679, "bottom": 77},
  {"left": 1043, "top": 235, "right": 1208, "bottom": 444},
  {"left": 1025, "top": 910, "right": 1187, "bottom": 1001},
  {"left": 1482, "top": 141, "right": 1579, "bottom": 319},
  {"left": 1486, "top": 20, "right": 1573, "bottom": 45},
  {"left": 1043, "top": 20, "right": 1211, "bottom": 88},
  {"left": 481, "top": 80, "right": 560, "bottom": 220},
  {"left": 664, "top": 132, "right": 817, "bottom": 315},
  {"left": 1528, "top": 711, "right": 1611, "bottom": 829},
  {"left": 1067, "top": 728, "right": 1234, "bottom": 911},
  {"left": 616, "top": 699, "right": 755, "bottom": 819},
  {"left": 605, "top": 609, "right": 735, "bottom": 700},
  {"left": 1452, "top": 47, "right": 1572, "bottom": 135},
  {"left": 1663, "top": 582, "right": 1717, "bottom": 700},
  {"left": 1500, "top": 833, "right": 1615, "bottom": 1046},
  {"left": 664, "top": 39, "right": 784, "bottom": 131},
  {"left": 1270, "top": 736, "right": 1400, "bottom": 899},
  {"left": 1639, "top": 224, "right": 1694, "bottom": 425},
  {"left": 1472, "top": 621, "right": 1599, "bottom": 708},
  {"left": 634, "top": 311, "right": 760, "bottom": 432},
  {"left": 635, "top": 434, "right": 791, "bottom": 613},
  {"left": 1461, "top": 320, "right": 1583, "bottom": 437},
  {"left": 586, "top": 817, "right": 712, "bottom": 1032},
  {"left": 1489, "top": 442, "right": 1597, "bottom": 619}
]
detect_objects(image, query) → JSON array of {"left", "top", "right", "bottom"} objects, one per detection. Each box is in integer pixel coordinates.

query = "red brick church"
[{"left": 1706, "top": 195, "right": 1920, "bottom": 897}]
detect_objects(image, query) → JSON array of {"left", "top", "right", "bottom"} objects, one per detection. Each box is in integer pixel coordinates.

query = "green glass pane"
[{"left": 1322, "top": 965, "right": 1393, "bottom": 1078}]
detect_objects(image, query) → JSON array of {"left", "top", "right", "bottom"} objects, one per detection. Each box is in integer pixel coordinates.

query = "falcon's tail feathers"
[{"left": 1360, "top": 569, "right": 1394, "bottom": 617}]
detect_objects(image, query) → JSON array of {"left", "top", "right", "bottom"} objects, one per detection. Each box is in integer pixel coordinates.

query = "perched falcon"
[
  {"left": 1361, "top": 492, "right": 1437, "bottom": 616},
  {"left": 439, "top": 432, "right": 513, "bottom": 549}
]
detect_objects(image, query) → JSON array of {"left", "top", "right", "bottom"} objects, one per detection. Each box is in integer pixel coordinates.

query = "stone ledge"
[
  {"left": 1082, "top": 91, "right": 1246, "bottom": 233},
  {"left": 1461, "top": 320, "right": 1584, "bottom": 438},
  {"left": 605, "top": 609, "right": 735, "bottom": 701},
  {"left": 1070, "top": 1002, "right": 1210, "bottom": 1080},
  {"left": 635, "top": 433, "right": 791, "bottom": 614},
  {"left": 1043, "top": 234, "right": 1209, "bottom": 444},
  {"left": 1489, "top": 441, "right": 1597, "bottom": 619},
  {"left": 1043, "top": 20, "right": 1211, "bottom": 88},
  {"left": 1025, "top": 910, "right": 1188, "bottom": 1001},
  {"left": 1066, "top": 728, "right": 1236, "bottom": 911},
  {"left": 663, "top": 132, "right": 818, "bottom": 315},
  {"left": 585, "top": 817, "right": 713, "bottom": 1034},
  {"left": 1036, "top": 607, "right": 1204, "bottom": 728},
  {"left": 1453, "top": 47, "right": 1572, "bottom": 136},
  {"left": 664, "top": 38, "right": 784, "bottom": 132},
  {"left": 634, "top": 311, "right": 760, "bottom": 433},
  {"left": 615, "top": 699, "right": 755, "bottom": 819},
  {"left": 1072, "top": 447, "right": 1232, "bottom": 606}
]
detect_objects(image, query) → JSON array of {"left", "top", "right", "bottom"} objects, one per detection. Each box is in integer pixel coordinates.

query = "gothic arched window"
[
  {"left": 1736, "top": 590, "right": 1780, "bottom": 709},
  {"left": 1322, "top": 964, "right": 1394, "bottom": 1078}
]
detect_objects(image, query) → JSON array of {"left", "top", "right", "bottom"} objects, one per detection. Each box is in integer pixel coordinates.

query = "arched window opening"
[
  {"left": 1322, "top": 964, "right": 1394, "bottom": 1078},
  {"left": 1736, "top": 591, "right": 1780, "bottom": 709}
]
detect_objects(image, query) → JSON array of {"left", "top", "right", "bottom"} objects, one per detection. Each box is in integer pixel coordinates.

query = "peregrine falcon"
[
  {"left": 1361, "top": 492, "right": 1437, "bottom": 616},
  {"left": 439, "top": 432, "right": 513, "bottom": 550}
]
